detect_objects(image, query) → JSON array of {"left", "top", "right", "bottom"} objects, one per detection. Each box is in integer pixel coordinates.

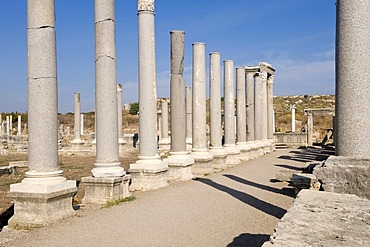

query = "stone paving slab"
[{"left": 263, "top": 189, "right": 370, "bottom": 247}]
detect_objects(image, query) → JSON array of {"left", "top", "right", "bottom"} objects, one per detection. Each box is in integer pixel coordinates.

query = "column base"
[
  {"left": 158, "top": 139, "right": 171, "bottom": 152},
  {"left": 313, "top": 156, "right": 370, "bottom": 199},
  {"left": 262, "top": 139, "right": 273, "bottom": 154},
  {"left": 128, "top": 156, "right": 169, "bottom": 191},
  {"left": 191, "top": 149, "right": 214, "bottom": 177},
  {"left": 254, "top": 140, "right": 267, "bottom": 157},
  {"left": 166, "top": 152, "right": 194, "bottom": 181},
  {"left": 245, "top": 141, "right": 261, "bottom": 160},
  {"left": 91, "top": 162, "right": 125, "bottom": 178},
  {"left": 236, "top": 142, "right": 252, "bottom": 161},
  {"left": 224, "top": 144, "right": 241, "bottom": 167},
  {"left": 81, "top": 175, "right": 131, "bottom": 204},
  {"left": 209, "top": 147, "right": 228, "bottom": 172},
  {"left": 186, "top": 138, "right": 192, "bottom": 152},
  {"left": 8, "top": 180, "right": 77, "bottom": 229},
  {"left": 118, "top": 138, "right": 126, "bottom": 145}
]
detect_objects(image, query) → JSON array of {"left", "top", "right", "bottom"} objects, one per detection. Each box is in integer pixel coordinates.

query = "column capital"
[
  {"left": 261, "top": 71, "right": 268, "bottom": 80},
  {"left": 268, "top": 75, "right": 274, "bottom": 84},
  {"left": 117, "top": 83, "right": 123, "bottom": 92},
  {"left": 138, "top": 0, "right": 154, "bottom": 13}
]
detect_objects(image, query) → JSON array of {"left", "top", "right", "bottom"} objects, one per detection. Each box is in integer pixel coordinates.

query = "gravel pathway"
[{"left": 0, "top": 149, "right": 307, "bottom": 247}]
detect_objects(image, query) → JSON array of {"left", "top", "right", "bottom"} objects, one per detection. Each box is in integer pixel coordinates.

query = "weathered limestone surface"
[
  {"left": 185, "top": 86, "right": 192, "bottom": 149},
  {"left": 71, "top": 92, "right": 84, "bottom": 145},
  {"left": 314, "top": 156, "right": 370, "bottom": 199},
  {"left": 263, "top": 190, "right": 370, "bottom": 247},
  {"left": 117, "top": 84, "right": 126, "bottom": 145}
]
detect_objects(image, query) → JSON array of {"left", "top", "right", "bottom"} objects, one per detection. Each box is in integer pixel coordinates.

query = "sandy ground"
[{"left": 0, "top": 148, "right": 316, "bottom": 247}]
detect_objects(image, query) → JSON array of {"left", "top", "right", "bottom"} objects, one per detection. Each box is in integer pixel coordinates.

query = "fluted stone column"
[
  {"left": 71, "top": 92, "right": 84, "bottom": 146},
  {"left": 9, "top": 0, "right": 77, "bottom": 228},
  {"left": 167, "top": 30, "right": 194, "bottom": 181},
  {"left": 158, "top": 99, "right": 170, "bottom": 150},
  {"left": 117, "top": 83, "right": 126, "bottom": 145},
  {"left": 236, "top": 67, "right": 251, "bottom": 160},
  {"left": 223, "top": 60, "right": 240, "bottom": 166},
  {"left": 186, "top": 86, "right": 192, "bottom": 150},
  {"left": 82, "top": 0, "right": 130, "bottom": 204},
  {"left": 129, "top": 0, "right": 168, "bottom": 191},
  {"left": 267, "top": 75, "right": 275, "bottom": 140},
  {"left": 209, "top": 52, "right": 228, "bottom": 170},
  {"left": 313, "top": 0, "right": 370, "bottom": 199},
  {"left": 254, "top": 72, "right": 265, "bottom": 156},
  {"left": 261, "top": 71, "right": 269, "bottom": 145},
  {"left": 191, "top": 42, "right": 213, "bottom": 176}
]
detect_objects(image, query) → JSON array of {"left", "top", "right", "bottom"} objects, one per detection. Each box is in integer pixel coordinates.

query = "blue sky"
[{"left": 0, "top": 0, "right": 336, "bottom": 113}]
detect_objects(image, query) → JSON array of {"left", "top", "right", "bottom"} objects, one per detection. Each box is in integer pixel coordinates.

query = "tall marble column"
[
  {"left": 223, "top": 60, "right": 240, "bottom": 166},
  {"left": 82, "top": 0, "right": 130, "bottom": 204},
  {"left": 117, "top": 83, "right": 126, "bottom": 145},
  {"left": 267, "top": 75, "right": 275, "bottom": 140},
  {"left": 71, "top": 92, "right": 84, "bottom": 145},
  {"left": 0, "top": 114, "right": 2, "bottom": 136},
  {"left": 291, "top": 105, "right": 296, "bottom": 132},
  {"left": 17, "top": 115, "right": 21, "bottom": 136},
  {"left": 9, "top": 0, "right": 77, "bottom": 228},
  {"left": 261, "top": 71, "right": 269, "bottom": 143},
  {"left": 9, "top": 115, "right": 12, "bottom": 135},
  {"left": 245, "top": 66, "right": 260, "bottom": 158},
  {"left": 80, "top": 114, "right": 84, "bottom": 136},
  {"left": 209, "top": 52, "right": 228, "bottom": 170},
  {"left": 236, "top": 67, "right": 250, "bottom": 160},
  {"left": 314, "top": 0, "right": 370, "bottom": 199},
  {"left": 191, "top": 42, "right": 213, "bottom": 176},
  {"left": 185, "top": 86, "right": 192, "bottom": 149},
  {"left": 6, "top": 116, "right": 10, "bottom": 137},
  {"left": 129, "top": 0, "right": 168, "bottom": 191},
  {"left": 158, "top": 99, "right": 170, "bottom": 150},
  {"left": 167, "top": 30, "right": 193, "bottom": 181},
  {"left": 254, "top": 72, "right": 264, "bottom": 150},
  {"left": 307, "top": 112, "right": 313, "bottom": 146}
]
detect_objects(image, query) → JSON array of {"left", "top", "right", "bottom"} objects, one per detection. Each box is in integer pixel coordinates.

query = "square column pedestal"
[
  {"left": 191, "top": 149, "right": 214, "bottom": 177},
  {"left": 236, "top": 142, "right": 253, "bottom": 161},
  {"left": 128, "top": 156, "right": 169, "bottom": 191},
  {"left": 166, "top": 152, "right": 194, "bottom": 181},
  {"left": 8, "top": 179, "right": 77, "bottom": 228},
  {"left": 313, "top": 156, "right": 370, "bottom": 199},
  {"left": 209, "top": 147, "right": 228, "bottom": 172},
  {"left": 81, "top": 175, "right": 131, "bottom": 204},
  {"left": 224, "top": 145, "right": 241, "bottom": 167}
]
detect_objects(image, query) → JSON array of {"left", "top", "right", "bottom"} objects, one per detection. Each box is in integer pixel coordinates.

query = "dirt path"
[{"left": 0, "top": 149, "right": 314, "bottom": 247}]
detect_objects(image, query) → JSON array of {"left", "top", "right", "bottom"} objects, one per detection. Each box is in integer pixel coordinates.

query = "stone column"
[
  {"left": 0, "top": 114, "right": 2, "bottom": 136},
  {"left": 291, "top": 105, "right": 296, "bottom": 133},
  {"left": 223, "top": 60, "right": 240, "bottom": 166},
  {"left": 314, "top": 0, "right": 370, "bottom": 199},
  {"left": 307, "top": 112, "right": 313, "bottom": 146},
  {"left": 245, "top": 66, "right": 260, "bottom": 158},
  {"left": 267, "top": 75, "right": 274, "bottom": 140},
  {"left": 71, "top": 92, "right": 84, "bottom": 146},
  {"left": 254, "top": 72, "right": 264, "bottom": 155},
  {"left": 236, "top": 67, "right": 251, "bottom": 160},
  {"left": 17, "top": 115, "right": 21, "bottom": 136},
  {"left": 129, "top": 0, "right": 168, "bottom": 191},
  {"left": 9, "top": 115, "right": 12, "bottom": 135},
  {"left": 9, "top": 0, "right": 77, "bottom": 228},
  {"left": 167, "top": 30, "right": 194, "bottom": 181},
  {"left": 82, "top": 0, "right": 130, "bottom": 204},
  {"left": 261, "top": 71, "right": 269, "bottom": 144},
  {"left": 6, "top": 116, "right": 10, "bottom": 137},
  {"left": 185, "top": 86, "right": 192, "bottom": 149},
  {"left": 80, "top": 114, "right": 84, "bottom": 136},
  {"left": 191, "top": 42, "right": 213, "bottom": 176},
  {"left": 209, "top": 52, "right": 228, "bottom": 171},
  {"left": 117, "top": 83, "right": 126, "bottom": 145},
  {"left": 158, "top": 99, "right": 170, "bottom": 150}
]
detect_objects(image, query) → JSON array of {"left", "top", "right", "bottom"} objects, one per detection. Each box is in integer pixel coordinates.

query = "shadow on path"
[
  {"left": 278, "top": 146, "right": 334, "bottom": 163},
  {"left": 227, "top": 233, "right": 270, "bottom": 247},
  {"left": 0, "top": 205, "right": 13, "bottom": 231},
  {"left": 223, "top": 174, "right": 294, "bottom": 198},
  {"left": 274, "top": 164, "right": 303, "bottom": 171},
  {"left": 196, "top": 178, "right": 286, "bottom": 219}
]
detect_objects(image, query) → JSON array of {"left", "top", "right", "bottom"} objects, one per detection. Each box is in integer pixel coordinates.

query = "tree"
[{"left": 129, "top": 102, "right": 139, "bottom": 115}]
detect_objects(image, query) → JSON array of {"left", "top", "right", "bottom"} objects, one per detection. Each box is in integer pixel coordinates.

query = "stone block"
[
  {"left": 291, "top": 173, "right": 320, "bottom": 195},
  {"left": 95, "top": 20, "right": 116, "bottom": 60},
  {"left": 191, "top": 150, "right": 214, "bottom": 177},
  {"left": 275, "top": 170, "right": 294, "bottom": 182},
  {"left": 128, "top": 167, "right": 168, "bottom": 192},
  {"left": 224, "top": 145, "right": 240, "bottom": 167},
  {"left": 8, "top": 181, "right": 77, "bottom": 229},
  {"left": 209, "top": 147, "right": 228, "bottom": 172},
  {"left": 82, "top": 175, "right": 131, "bottom": 204},
  {"left": 313, "top": 156, "right": 370, "bottom": 199},
  {"left": 27, "top": 0, "right": 55, "bottom": 28},
  {"left": 263, "top": 190, "right": 370, "bottom": 247},
  {"left": 166, "top": 153, "right": 194, "bottom": 181},
  {"left": 236, "top": 144, "right": 252, "bottom": 161},
  {"left": 95, "top": 0, "right": 115, "bottom": 23}
]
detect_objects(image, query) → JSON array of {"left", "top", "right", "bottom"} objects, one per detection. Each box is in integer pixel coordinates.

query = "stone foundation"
[
  {"left": 82, "top": 175, "right": 131, "bottom": 204},
  {"left": 128, "top": 167, "right": 168, "bottom": 191},
  {"left": 8, "top": 180, "right": 77, "bottom": 229},
  {"left": 224, "top": 145, "right": 240, "bottom": 167},
  {"left": 313, "top": 156, "right": 370, "bottom": 199},
  {"left": 209, "top": 147, "right": 228, "bottom": 172},
  {"left": 236, "top": 144, "right": 252, "bottom": 161}
]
